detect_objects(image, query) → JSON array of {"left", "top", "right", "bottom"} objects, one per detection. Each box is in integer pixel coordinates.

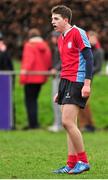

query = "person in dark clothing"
[
  {"left": 0, "top": 33, "right": 13, "bottom": 71},
  {"left": 0, "top": 32, "right": 16, "bottom": 129},
  {"left": 78, "top": 30, "right": 104, "bottom": 132}
]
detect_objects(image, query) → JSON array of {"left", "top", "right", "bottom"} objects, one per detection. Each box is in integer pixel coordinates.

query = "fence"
[
  {"left": 0, "top": 70, "right": 55, "bottom": 130},
  {"left": 0, "top": 70, "right": 107, "bottom": 130}
]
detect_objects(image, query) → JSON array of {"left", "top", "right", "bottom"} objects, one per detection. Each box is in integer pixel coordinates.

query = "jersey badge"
[
  {"left": 66, "top": 92, "right": 71, "bottom": 99},
  {"left": 67, "top": 42, "right": 72, "bottom": 49}
]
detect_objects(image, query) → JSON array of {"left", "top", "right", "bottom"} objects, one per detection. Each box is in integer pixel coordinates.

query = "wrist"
[{"left": 84, "top": 79, "right": 91, "bottom": 86}]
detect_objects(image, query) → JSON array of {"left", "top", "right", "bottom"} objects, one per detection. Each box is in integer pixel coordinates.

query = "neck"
[{"left": 63, "top": 23, "right": 72, "bottom": 33}]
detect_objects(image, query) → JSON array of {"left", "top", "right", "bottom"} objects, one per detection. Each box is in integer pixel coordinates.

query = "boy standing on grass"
[{"left": 51, "top": 5, "right": 93, "bottom": 174}]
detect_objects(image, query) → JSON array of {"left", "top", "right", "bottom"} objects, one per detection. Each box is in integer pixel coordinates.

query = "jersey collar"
[{"left": 63, "top": 25, "right": 76, "bottom": 37}]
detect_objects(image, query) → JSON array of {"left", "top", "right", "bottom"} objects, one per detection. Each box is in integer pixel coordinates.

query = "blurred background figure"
[
  {"left": 0, "top": 32, "right": 14, "bottom": 71},
  {"left": 0, "top": 32, "right": 16, "bottom": 129},
  {"left": 78, "top": 30, "right": 104, "bottom": 132},
  {"left": 20, "top": 28, "right": 52, "bottom": 130},
  {"left": 48, "top": 31, "right": 62, "bottom": 132}
]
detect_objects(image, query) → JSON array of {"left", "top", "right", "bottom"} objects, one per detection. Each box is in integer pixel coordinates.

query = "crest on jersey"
[
  {"left": 65, "top": 92, "right": 71, "bottom": 99},
  {"left": 67, "top": 42, "right": 72, "bottom": 48}
]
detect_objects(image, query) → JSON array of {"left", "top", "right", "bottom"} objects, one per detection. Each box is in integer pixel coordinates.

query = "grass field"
[
  {"left": 14, "top": 60, "right": 108, "bottom": 129},
  {"left": 0, "top": 130, "right": 108, "bottom": 179},
  {"left": 0, "top": 60, "right": 108, "bottom": 178}
]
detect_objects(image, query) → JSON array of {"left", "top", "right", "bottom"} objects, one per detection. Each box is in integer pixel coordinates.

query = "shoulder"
[
  {"left": 24, "top": 41, "right": 36, "bottom": 50},
  {"left": 72, "top": 25, "right": 87, "bottom": 36},
  {"left": 24, "top": 41, "right": 31, "bottom": 47},
  {"left": 72, "top": 25, "right": 90, "bottom": 45}
]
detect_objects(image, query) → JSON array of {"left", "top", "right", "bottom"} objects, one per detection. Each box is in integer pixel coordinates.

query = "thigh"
[
  {"left": 62, "top": 104, "right": 79, "bottom": 125},
  {"left": 24, "top": 84, "right": 42, "bottom": 99},
  {"left": 34, "top": 84, "right": 42, "bottom": 98},
  {"left": 58, "top": 80, "right": 88, "bottom": 109}
]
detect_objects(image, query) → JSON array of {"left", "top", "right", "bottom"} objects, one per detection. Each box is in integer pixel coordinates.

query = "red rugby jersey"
[{"left": 58, "top": 25, "right": 91, "bottom": 82}]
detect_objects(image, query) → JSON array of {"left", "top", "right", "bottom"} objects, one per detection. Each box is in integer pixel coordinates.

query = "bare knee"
[
  {"left": 62, "top": 118, "right": 73, "bottom": 130},
  {"left": 62, "top": 104, "right": 79, "bottom": 130},
  {"left": 62, "top": 120, "right": 67, "bottom": 129}
]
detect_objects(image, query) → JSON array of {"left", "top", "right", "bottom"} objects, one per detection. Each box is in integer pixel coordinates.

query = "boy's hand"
[
  {"left": 81, "top": 85, "right": 91, "bottom": 97},
  {"left": 81, "top": 79, "right": 91, "bottom": 98}
]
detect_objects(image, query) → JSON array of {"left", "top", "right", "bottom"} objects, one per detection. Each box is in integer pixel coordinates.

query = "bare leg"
[
  {"left": 53, "top": 104, "right": 89, "bottom": 174},
  {"left": 78, "top": 102, "right": 95, "bottom": 129},
  {"left": 83, "top": 103, "right": 94, "bottom": 125},
  {"left": 62, "top": 104, "right": 85, "bottom": 153},
  {"left": 67, "top": 134, "right": 77, "bottom": 155}
]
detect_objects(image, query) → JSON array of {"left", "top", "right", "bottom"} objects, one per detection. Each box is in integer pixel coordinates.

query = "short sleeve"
[{"left": 74, "top": 28, "right": 91, "bottom": 51}]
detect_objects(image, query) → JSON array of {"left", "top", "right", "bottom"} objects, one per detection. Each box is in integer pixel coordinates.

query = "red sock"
[
  {"left": 78, "top": 151, "right": 88, "bottom": 163},
  {"left": 67, "top": 155, "right": 78, "bottom": 168}
]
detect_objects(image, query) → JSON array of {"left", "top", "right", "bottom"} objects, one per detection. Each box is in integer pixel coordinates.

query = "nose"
[{"left": 52, "top": 17, "right": 55, "bottom": 24}]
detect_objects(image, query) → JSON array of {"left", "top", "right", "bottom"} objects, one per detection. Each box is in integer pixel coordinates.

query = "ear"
[{"left": 64, "top": 18, "right": 69, "bottom": 23}]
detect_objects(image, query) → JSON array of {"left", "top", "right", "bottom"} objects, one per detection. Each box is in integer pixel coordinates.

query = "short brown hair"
[
  {"left": 51, "top": 5, "right": 72, "bottom": 23},
  {"left": 28, "top": 28, "right": 41, "bottom": 39}
]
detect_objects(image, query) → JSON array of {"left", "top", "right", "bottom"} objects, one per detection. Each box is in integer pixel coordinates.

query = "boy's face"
[{"left": 51, "top": 13, "right": 67, "bottom": 33}]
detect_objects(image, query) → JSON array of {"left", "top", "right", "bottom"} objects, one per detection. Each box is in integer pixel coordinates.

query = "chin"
[
  {"left": 55, "top": 28, "right": 61, "bottom": 33},
  {"left": 53, "top": 27, "right": 58, "bottom": 32}
]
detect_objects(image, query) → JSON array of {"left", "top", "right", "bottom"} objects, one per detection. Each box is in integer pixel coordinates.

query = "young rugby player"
[{"left": 51, "top": 5, "right": 93, "bottom": 174}]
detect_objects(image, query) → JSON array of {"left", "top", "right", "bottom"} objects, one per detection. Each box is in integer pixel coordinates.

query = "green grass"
[
  {"left": 14, "top": 60, "right": 108, "bottom": 129},
  {"left": 0, "top": 130, "right": 108, "bottom": 179},
  {"left": 0, "top": 60, "right": 108, "bottom": 178},
  {"left": 90, "top": 75, "right": 108, "bottom": 128},
  {"left": 16, "top": 75, "right": 108, "bottom": 128}
]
